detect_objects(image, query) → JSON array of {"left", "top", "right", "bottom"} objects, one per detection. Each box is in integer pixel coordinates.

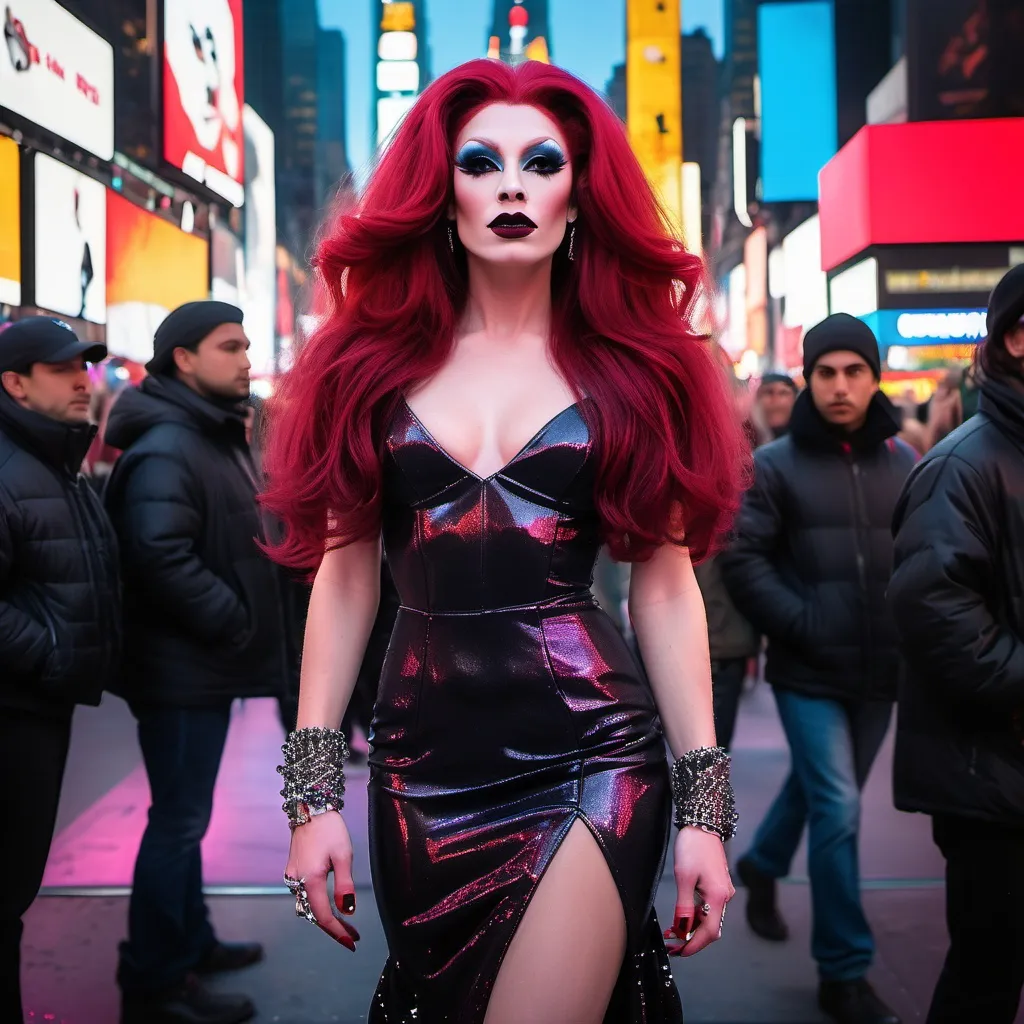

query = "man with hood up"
[{"left": 104, "top": 301, "right": 289, "bottom": 1024}]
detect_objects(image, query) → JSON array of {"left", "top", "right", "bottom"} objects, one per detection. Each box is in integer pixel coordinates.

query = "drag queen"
[{"left": 263, "top": 59, "right": 746, "bottom": 1023}]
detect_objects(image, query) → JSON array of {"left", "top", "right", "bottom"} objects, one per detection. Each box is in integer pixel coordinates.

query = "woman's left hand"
[{"left": 663, "top": 826, "right": 735, "bottom": 956}]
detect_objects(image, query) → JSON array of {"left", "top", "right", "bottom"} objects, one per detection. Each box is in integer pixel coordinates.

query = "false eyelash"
[
  {"left": 523, "top": 158, "right": 566, "bottom": 176},
  {"left": 456, "top": 158, "right": 501, "bottom": 177}
]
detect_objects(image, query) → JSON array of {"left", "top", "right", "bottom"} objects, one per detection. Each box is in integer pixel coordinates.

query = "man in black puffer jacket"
[
  {"left": 722, "top": 314, "right": 915, "bottom": 1024},
  {"left": 889, "top": 264, "right": 1024, "bottom": 1024},
  {"left": 0, "top": 317, "right": 119, "bottom": 1021},
  {"left": 104, "top": 302, "right": 288, "bottom": 1024}
]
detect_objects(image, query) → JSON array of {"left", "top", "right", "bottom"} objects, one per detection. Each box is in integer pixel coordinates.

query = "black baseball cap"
[{"left": 0, "top": 317, "right": 107, "bottom": 373}]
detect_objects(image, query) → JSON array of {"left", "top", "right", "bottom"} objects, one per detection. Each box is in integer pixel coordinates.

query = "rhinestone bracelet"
[
  {"left": 670, "top": 746, "right": 738, "bottom": 841},
  {"left": 277, "top": 726, "right": 350, "bottom": 830}
]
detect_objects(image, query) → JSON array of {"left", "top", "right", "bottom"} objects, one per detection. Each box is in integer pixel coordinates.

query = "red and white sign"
[
  {"left": 0, "top": 0, "right": 114, "bottom": 159},
  {"left": 163, "top": 0, "right": 245, "bottom": 207}
]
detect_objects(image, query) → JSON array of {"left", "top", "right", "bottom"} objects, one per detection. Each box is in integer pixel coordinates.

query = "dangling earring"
[
  {"left": 568, "top": 223, "right": 576, "bottom": 262},
  {"left": 448, "top": 224, "right": 455, "bottom": 253}
]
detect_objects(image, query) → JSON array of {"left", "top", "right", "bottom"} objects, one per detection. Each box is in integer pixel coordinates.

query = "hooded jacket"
[
  {"left": 0, "top": 393, "right": 120, "bottom": 716},
  {"left": 721, "top": 390, "right": 916, "bottom": 702},
  {"left": 889, "top": 373, "right": 1024, "bottom": 824},
  {"left": 103, "top": 375, "right": 288, "bottom": 707}
]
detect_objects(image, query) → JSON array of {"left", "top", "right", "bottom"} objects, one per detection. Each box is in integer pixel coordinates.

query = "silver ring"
[
  {"left": 284, "top": 874, "right": 318, "bottom": 925},
  {"left": 700, "top": 901, "right": 712, "bottom": 917}
]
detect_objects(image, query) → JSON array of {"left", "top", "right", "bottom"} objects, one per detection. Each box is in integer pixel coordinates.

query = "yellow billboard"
[
  {"left": 626, "top": 0, "right": 683, "bottom": 233},
  {"left": 0, "top": 136, "right": 20, "bottom": 306}
]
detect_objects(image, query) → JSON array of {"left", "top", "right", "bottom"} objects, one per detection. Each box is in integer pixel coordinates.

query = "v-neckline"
[{"left": 401, "top": 396, "right": 581, "bottom": 483}]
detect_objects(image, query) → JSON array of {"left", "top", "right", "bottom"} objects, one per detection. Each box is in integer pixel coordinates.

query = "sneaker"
[
  {"left": 818, "top": 978, "right": 901, "bottom": 1024},
  {"left": 195, "top": 940, "right": 265, "bottom": 974},
  {"left": 736, "top": 855, "right": 789, "bottom": 941},
  {"left": 121, "top": 973, "right": 255, "bottom": 1024}
]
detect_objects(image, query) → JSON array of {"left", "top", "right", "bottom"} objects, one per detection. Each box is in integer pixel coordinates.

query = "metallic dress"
[{"left": 367, "top": 397, "right": 684, "bottom": 1023}]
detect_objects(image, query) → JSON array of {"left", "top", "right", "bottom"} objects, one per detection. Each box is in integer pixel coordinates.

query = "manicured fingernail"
[{"left": 341, "top": 893, "right": 356, "bottom": 914}]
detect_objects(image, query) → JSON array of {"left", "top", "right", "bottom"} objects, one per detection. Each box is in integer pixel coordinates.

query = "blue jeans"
[
  {"left": 744, "top": 688, "right": 892, "bottom": 981},
  {"left": 118, "top": 704, "right": 232, "bottom": 994}
]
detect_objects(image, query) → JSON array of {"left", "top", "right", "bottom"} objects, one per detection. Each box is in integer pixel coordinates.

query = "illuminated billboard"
[
  {"left": 34, "top": 153, "right": 106, "bottom": 323},
  {"left": 243, "top": 104, "right": 276, "bottom": 377},
  {"left": 375, "top": 0, "right": 426, "bottom": 146},
  {"left": 163, "top": 0, "right": 245, "bottom": 206},
  {"left": 758, "top": 1, "right": 838, "bottom": 202},
  {"left": 0, "top": 137, "right": 19, "bottom": 306},
  {"left": 626, "top": 0, "right": 683, "bottom": 231},
  {"left": 105, "top": 192, "right": 209, "bottom": 363},
  {"left": 0, "top": 0, "right": 114, "bottom": 159}
]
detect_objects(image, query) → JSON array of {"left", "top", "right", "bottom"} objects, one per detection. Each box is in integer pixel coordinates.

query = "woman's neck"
[{"left": 459, "top": 255, "right": 553, "bottom": 342}]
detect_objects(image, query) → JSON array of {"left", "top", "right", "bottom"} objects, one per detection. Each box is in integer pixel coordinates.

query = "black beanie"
[
  {"left": 986, "top": 264, "right": 1024, "bottom": 345},
  {"left": 146, "top": 300, "right": 244, "bottom": 376},
  {"left": 758, "top": 372, "right": 798, "bottom": 394},
  {"left": 803, "top": 313, "right": 881, "bottom": 380}
]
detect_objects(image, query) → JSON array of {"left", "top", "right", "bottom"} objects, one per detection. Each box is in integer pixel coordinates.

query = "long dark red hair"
[{"left": 262, "top": 59, "right": 747, "bottom": 570}]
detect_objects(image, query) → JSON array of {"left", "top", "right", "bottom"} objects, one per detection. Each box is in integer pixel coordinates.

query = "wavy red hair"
[{"left": 262, "top": 59, "right": 748, "bottom": 571}]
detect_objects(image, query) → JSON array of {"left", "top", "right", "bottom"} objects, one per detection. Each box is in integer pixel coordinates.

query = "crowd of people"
[{"left": 0, "top": 262, "right": 1022, "bottom": 1023}]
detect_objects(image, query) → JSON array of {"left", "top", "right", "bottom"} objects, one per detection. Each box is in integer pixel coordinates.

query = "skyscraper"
[
  {"left": 317, "top": 28, "right": 352, "bottom": 198},
  {"left": 486, "top": 0, "right": 552, "bottom": 63},
  {"left": 724, "top": 0, "right": 757, "bottom": 121}
]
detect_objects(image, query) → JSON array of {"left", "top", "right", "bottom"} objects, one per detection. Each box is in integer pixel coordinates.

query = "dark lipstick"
[{"left": 488, "top": 213, "right": 538, "bottom": 239}]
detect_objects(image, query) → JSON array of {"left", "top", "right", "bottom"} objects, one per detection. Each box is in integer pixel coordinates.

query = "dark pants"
[
  {"left": 927, "top": 815, "right": 1024, "bottom": 1024},
  {"left": 711, "top": 657, "right": 747, "bottom": 751},
  {"left": 0, "top": 708, "right": 71, "bottom": 1021},
  {"left": 118, "top": 704, "right": 232, "bottom": 995},
  {"left": 744, "top": 689, "right": 892, "bottom": 980}
]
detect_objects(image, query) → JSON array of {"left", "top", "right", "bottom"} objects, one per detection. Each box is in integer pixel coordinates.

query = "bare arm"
[
  {"left": 630, "top": 541, "right": 732, "bottom": 958},
  {"left": 295, "top": 535, "right": 383, "bottom": 729},
  {"left": 629, "top": 542, "right": 717, "bottom": 757}
]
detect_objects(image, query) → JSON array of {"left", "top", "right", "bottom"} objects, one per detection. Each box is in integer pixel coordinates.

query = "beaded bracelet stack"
[
  {"left": 670, "top": 746, "right": 738, "bottom": 841},
  {"left": 277, "top": 726, "right": 350, "bottom": 831}
]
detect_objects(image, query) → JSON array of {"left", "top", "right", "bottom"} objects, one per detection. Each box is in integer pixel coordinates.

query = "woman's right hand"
[{"left": 285, "top": 810, "right": 361, "bottom": 951}]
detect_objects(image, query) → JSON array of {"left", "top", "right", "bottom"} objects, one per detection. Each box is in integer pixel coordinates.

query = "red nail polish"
[{"left": 341, "top": 893, "right": 356, "bottom": 914}]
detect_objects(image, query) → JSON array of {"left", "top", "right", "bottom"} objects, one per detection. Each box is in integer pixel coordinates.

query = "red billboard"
[{"left": 163, "top": 0, "right": 244, "bottom": 206}]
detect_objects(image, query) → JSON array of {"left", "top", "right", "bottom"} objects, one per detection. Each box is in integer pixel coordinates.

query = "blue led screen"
[{"left": 758, "top": 1, "right": 838, "bottom": 203}]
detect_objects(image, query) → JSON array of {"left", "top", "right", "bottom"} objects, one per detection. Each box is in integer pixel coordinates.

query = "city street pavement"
[{"left": 23, "top": 683, "right": 1009, "bottom": 1024}]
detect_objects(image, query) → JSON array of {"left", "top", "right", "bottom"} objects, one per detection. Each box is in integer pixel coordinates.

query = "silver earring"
[
  {"left": 448, "top": 224, "right": 455, "bottom": 253},
  {"left": 568, "top": 223, "right": 576, "bottom": 262}
]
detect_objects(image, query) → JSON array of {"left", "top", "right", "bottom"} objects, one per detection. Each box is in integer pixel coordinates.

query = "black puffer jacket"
[
  {"left": 0, "top": 393, "right": 120, "bottom": 717},
  {"left": 104, "top": 376, "right": 288, "bottom": 707},
  {"left": 889, "top": 373, "right": 1024, "bottom": 824},
  {"left": 721, "top": 390, "right": 916, "bottom": 702}
]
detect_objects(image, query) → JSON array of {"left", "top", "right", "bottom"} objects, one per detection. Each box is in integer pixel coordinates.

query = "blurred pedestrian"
[
  {"left": 888, "top": 263, "right": 1024, "bottom": 1024},
  {"left": 0, "top": 318, "right": 120, "bottom": 1021},
  {"left": 755, "top": 372, "right": 798, "bottom": 439},
  {"left": 694, "top": 553, "right": 759, "bottom": 751},
  {"left": 722, "top": 313, "right": 914, "bottom": 1024},
  {"left": 104, "top": 302, "right": 290, "bottom": 1024}
]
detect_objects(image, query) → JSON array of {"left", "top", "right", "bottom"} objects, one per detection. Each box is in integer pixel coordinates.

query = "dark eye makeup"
[{"left": 455, "top": 138, "right": 568, "bottom": 178}]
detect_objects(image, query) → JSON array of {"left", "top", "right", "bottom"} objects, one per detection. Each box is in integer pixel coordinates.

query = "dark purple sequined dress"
[{"left": 367, "top": 398, "right": 683, "bottom": 1023}]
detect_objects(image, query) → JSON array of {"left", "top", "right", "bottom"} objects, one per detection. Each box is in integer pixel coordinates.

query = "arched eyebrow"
[{"left": 461, "top": 136, "right": 564, "bottom": 158}]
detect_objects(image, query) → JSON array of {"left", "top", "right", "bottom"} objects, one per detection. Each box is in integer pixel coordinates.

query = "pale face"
[
  {"left": 2, "top": 358, "right": 93, "bottom": 424},
  {"left": 174, "top": 322, "right": 251, "bottom": 401},
  {"left": 809, "top": 350, "right": 878, "bottom": 431},
  {"left": 757, "top": 382, "right": 796, "bottom": 432},
  {"left": 449, "top": 104, "right": 577, "bottom": 267}
]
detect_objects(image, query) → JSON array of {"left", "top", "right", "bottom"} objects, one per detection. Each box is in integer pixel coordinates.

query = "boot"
[
  {"left": 194, "top": 940, "right": 265, "bottom": 974},
  {"left": 737, "top": 854, "right": 789, "bottom": 941},
  {"left": 121, "top": 974, "right": 255, "bottom": 1024},
  {"left": 818, "top": 978, "right": 901, "bottom": 1024}
]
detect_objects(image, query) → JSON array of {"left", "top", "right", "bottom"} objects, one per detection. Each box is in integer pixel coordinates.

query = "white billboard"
[
  {"left": 0, "top": 1, "right": 114, "bottom": 159},
  {"left": 34, "top": 153, "right": 106, "bottom": 324},
  {"left": 242, "top": 104, "right": 276, "bottom": 377}
]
